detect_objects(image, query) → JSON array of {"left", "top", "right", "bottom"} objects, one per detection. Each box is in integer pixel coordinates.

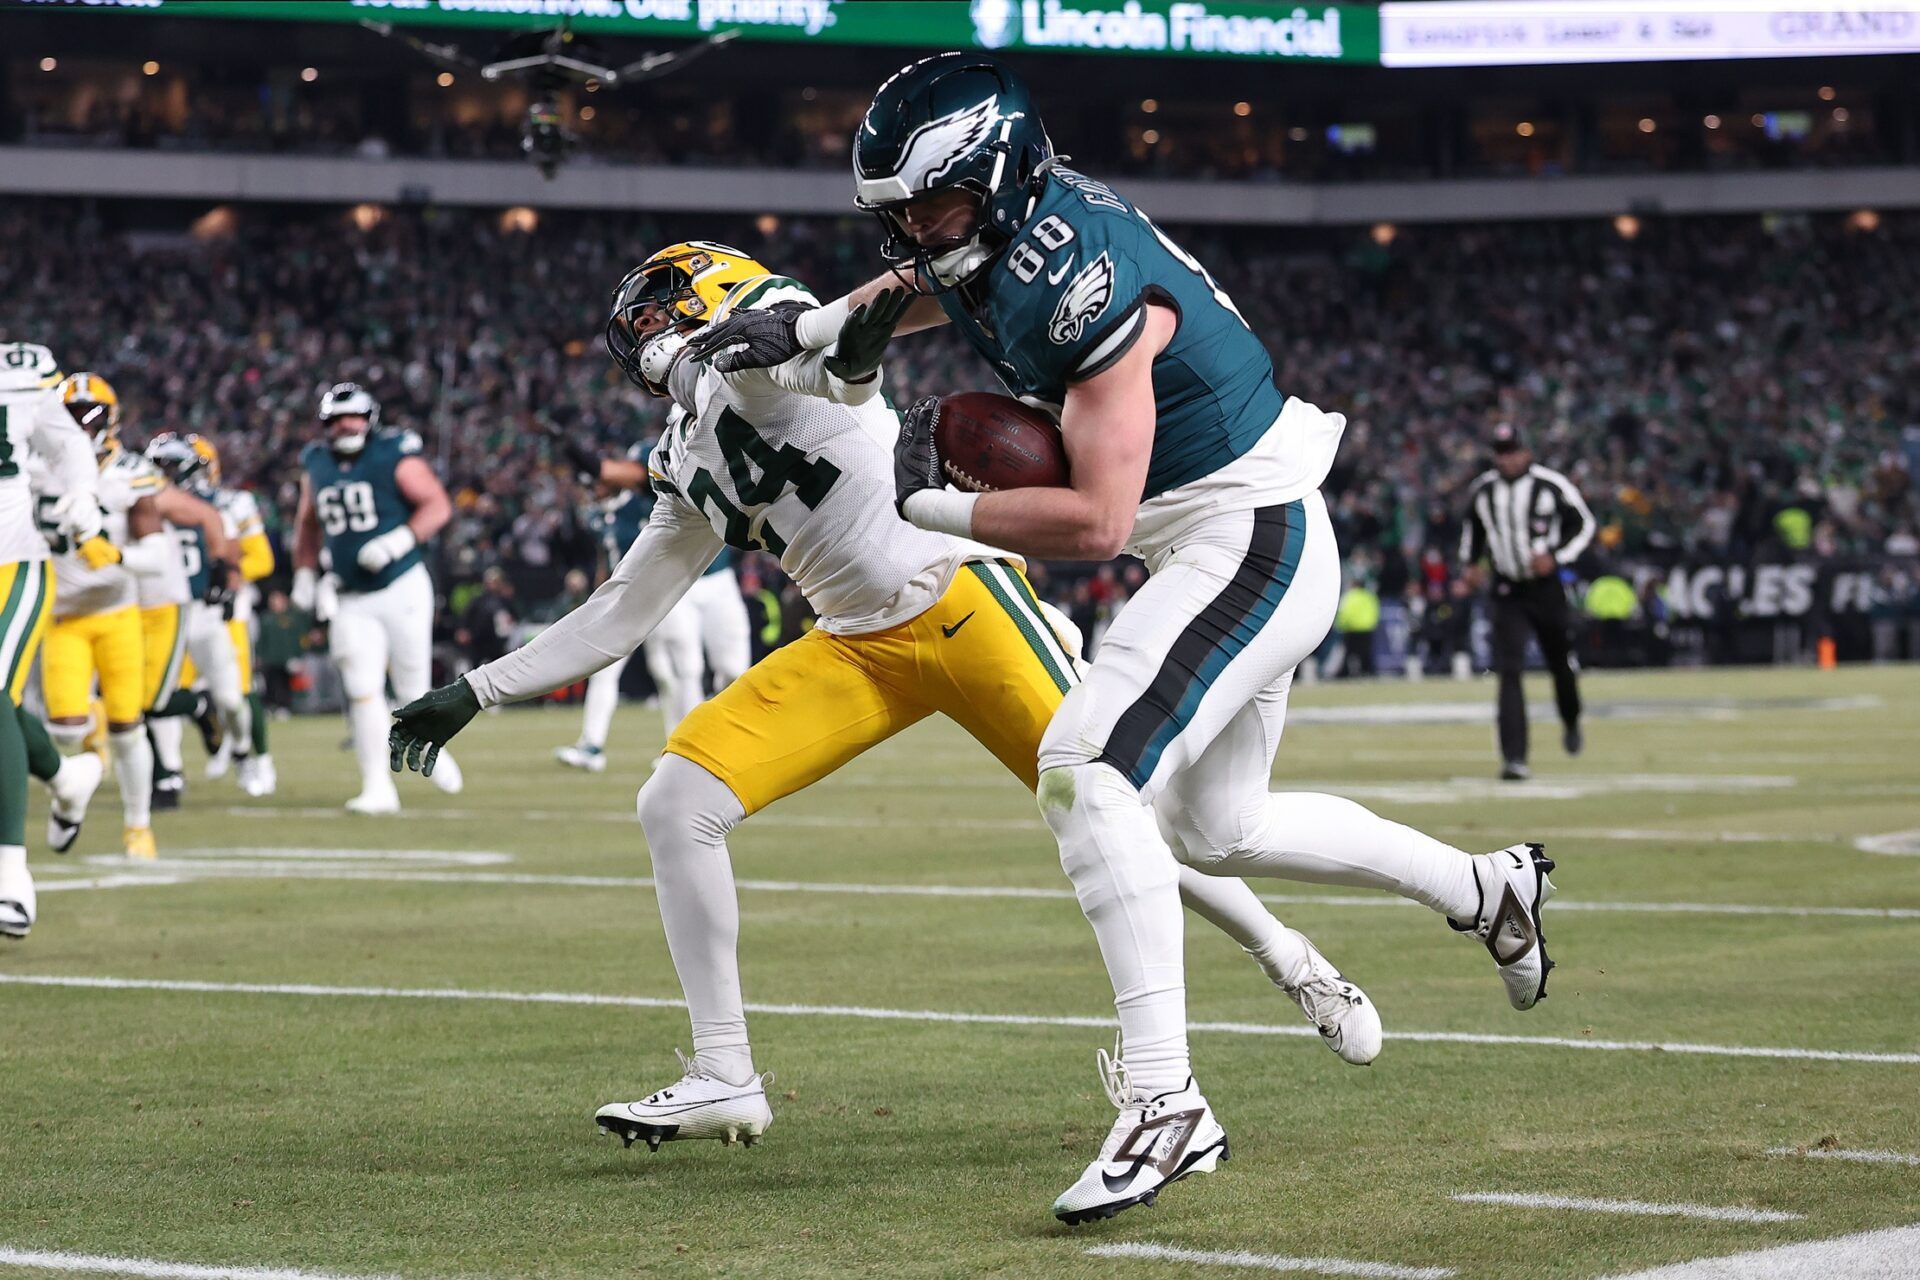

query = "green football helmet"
[{"left": 853, "top": 53, "right": 1054, "bottom": 288}]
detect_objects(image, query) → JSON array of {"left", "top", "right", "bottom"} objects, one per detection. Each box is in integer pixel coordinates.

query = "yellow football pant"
[
  {"left": 668, "top": 560, "right": 1077, "bottom": 816},
  {"left": 43, "top": 605, "right": 145, "bottom": 726},
  {"left": 140, "top": 604, "right": 186, "bottom": 711},
  {"left": 0, "top": 560, "right": 55, "bottom": 706}
]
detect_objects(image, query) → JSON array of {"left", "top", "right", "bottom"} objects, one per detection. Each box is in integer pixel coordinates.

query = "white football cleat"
[
  {"left": 204, "top": 741, "right": 233, "bottom": 780},
  {"left": 1277, "top": 933, "right": 1382, "bottom": 1066},
  {"left": 345, "top": 785, "right": 401, "bottom": 816},
  {"left": 1054, "top": 1045, "right": 1228, "bottom": 1226},
  {"left": 46, "top": 751, "right": 106, "bottom": 855},
  {"left": 595, "top": 1050, "right": 773, "bottom": 1151},
  {"left": 0, "top": 856, "right": 35, "bottom": 939},
  {"left": 239, "top": 754, "right": 277, "bottom": 798},
  {"left": 554, "top": 743, "right": 607, "bottom": 773},
  {"left": 1453, "top": 842, "right": 1557, "bottom": 1010},
  {"left": 427, "top": 749, "right": 464, "bottom": 795}
]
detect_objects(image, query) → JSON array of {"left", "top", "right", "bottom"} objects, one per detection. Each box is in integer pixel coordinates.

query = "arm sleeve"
[
  {"left": 118, "top": 531, "right": 177, "bottom": 576},
  {"left": 28, "top": 399, "right": 98, "bottom": 498},
  {"left": 1542, "top": 470, "right": 1597, "bottom": 564},
  {"left": 756, "top": 348, "right": 883, "bottom": 407},
  {"left": 463, "top": 494, "right": 724, "bottom": 708}
]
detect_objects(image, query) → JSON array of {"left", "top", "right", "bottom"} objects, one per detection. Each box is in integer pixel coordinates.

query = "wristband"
[
  {"left": 902, "top": 488, "right": 978, "bottom": 539},
  {"left": 795, "top": 296, "right": 853, "bottom": 351}
]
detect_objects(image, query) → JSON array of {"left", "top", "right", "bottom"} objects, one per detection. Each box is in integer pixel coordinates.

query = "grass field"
[{"left": 4, "top": 664, "right": 1918, "bottom": 1280}]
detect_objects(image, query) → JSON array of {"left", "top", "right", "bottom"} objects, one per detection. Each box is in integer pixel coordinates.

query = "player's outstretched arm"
[
  {"left": 688, "top": 270, "right": 945, "bottom": 374},
  {"left": 906, "top": 304, "right": 1175, "bottom": 561}
]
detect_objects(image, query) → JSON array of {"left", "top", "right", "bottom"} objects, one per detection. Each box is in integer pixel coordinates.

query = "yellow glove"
[{"left": 77, "top": 536, "right": 122, "bottom": 570}]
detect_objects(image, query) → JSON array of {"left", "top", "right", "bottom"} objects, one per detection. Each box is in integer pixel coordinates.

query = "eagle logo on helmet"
[{"left": 889, "top": 96, "right": 1002, "bottom": 199}]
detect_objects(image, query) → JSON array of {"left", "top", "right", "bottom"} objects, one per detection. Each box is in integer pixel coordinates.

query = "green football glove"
[
  {"left": 823, "top": 288, "right": 912, "bottom": 386},
  {"left": 389, "top": 678, "right": 480, "bottom": 779}
]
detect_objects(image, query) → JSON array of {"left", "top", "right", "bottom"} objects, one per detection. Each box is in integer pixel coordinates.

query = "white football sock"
[
  {"left": 1168, "top": 789, "right": 1480, "bottom": 923},
  {"left": 1176, "top": 869, "right": 1309, "bottom": 985},
  {"left": 148, "top": 715, "right": 185, "bottom": 774},
  {"left": 0, "top": 844, "right": 32, "bottom": 929},
  {"left": 1039, "top": 761, "right": 1189, "bottom": 1098},
  {"left": 110, "top": 727, "right": 153, "bottom": 828},
  {"left": 637, "top": 754, "right": 754, "bottom": 1083},
  {"left": 579, "top": 661, "right": 623, "bottom": 750},
  {"left": 347, "top": 695, "right": 394, "bottom": 797}
]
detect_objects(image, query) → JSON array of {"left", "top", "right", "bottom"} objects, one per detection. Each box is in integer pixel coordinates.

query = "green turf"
[{"left": 4, "top": 665, "right": 1918, "bottom": 1279}]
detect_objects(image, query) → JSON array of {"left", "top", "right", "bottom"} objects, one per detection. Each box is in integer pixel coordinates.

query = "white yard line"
[
  {"left": 6, "top": 974, "right": 1919, "bottom": 1065},
  {"left": 0, "top": 1245, "right": 398, "bottom": 1280},
  {"left": 1767, "top": 1146, "right": 1920, "bottom": 1167},
  {"left": 35, "top": 875, "right": 187, "bottom": 893},
  {"left": 1600, "top": 1223, "right": 1920, "bottom": 1278},
  {"left": 1084, "top": 1242, "right": 1453, "bottom": 1278},
  {"left": 50, "top": 862, "right": 1920, "bottom": 920},
  {"left": 1450, "top": 1192, "right": 1801, "bottom": 1223}
]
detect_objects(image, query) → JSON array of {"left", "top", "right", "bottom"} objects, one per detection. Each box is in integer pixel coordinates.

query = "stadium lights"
[
  {"left": 301, "top": 67, "right": 318, "bottom": 83},
  {"left": 1818, "top": 85, "right": 1836, "bottom": 101},
  {"left": 1704, "top": 114, "right": 1721, "bottom": 129},
  {"left": 1516, "top": 121, "right": 1535, "bottom": 137},
  {"left": 1233, "top": 100, "right": 1251, "bottom": 117},
  {"left": 190, "top": 205, "right": 237, "bottom": 240},
  {"left": 1141, "top": 128, "right": 1161, "bottom": 145},
  {"left": 1637, "top": 117, "right": 1656, "bottom": 133},
  {"left": 1832, "top": 107, "right": 1850, "bottom": 125},
  {"left": 348, "top": 204, "right": 387, "bottom": 231},
  {"left": 1614, "top": 214, "right": 1641, "bottom": 240},
  {"left": 500, "top": 206, "right": 539, "bottom": 234},
  {"left": 1371, "top": 222, "right": 1397, "bottom": 246},
  {"left": 585, "top": 79, "right": 601, "bottom": 93},
  {"left": 1141, "top": 98, "right": 1158, "bottom": 113},
  {"left": 143, "top": 60, "right": 160, "bottom": 76},
  {"left": 1287, "top": 126, "right": 1308, "bottom": 141},
  {"left": 1848, "top": 209, "right": 1881, "bottom": 233},
  {"left": 437, "top": 71, "right": 455, "bottom": 87},
  {"left": 755, "top": 214, "right": 780, "bottom": 236},
  {"left": 579, "top": 105, "right": 596, "bottom": 121},
  {"left": 1751, "top": 112, "right": 1767, "bottom": 128},
  {"left": 39, "top": 57, "right": 56, "bottom": 72}
]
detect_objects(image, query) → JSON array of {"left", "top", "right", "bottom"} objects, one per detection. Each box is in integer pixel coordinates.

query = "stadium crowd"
[{"left": 2, "top": 199, "right": 1915, "bottom": 671}]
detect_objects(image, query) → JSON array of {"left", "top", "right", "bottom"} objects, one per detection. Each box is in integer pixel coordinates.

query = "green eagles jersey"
[
  {"left": 933, "top": 167, "right": 1284, "bottom": 501},
  {"left": 300, "top": 429, "right": 426, "bottom": 593},
  {"left": 586, "top": 488, "right": 734, "bottom": 577},
  {"left": 173, "top": 523, "right": 210, "bottom": 600}
]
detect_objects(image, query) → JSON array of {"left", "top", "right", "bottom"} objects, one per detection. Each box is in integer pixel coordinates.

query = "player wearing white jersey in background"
[
  {"left": 390, "top": 243, "right": 1379, "bottom": 1151},
  {"left": 0, "top": 343, "right": 107, "bottom": 937},
  {"left": 552, "top": 428, "right": 751, "bottom": 773},
  {"left": 293, "top": 382, "right": 462, "bottom": 814}
]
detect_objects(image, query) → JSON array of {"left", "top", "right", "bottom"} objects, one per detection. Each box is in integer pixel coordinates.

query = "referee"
[{"left": 1460, "top": 424, "right": 1596, "bottom": 780}]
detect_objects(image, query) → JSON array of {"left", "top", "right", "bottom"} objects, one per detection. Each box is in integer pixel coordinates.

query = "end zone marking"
[
  {"left": 1600, "top": 1223, "right": 1920, "bottom": 1278},
  {"left": 1085, "top": 1242, "right": 1454, "bottom": 1278},
  {"left": 1767, "top": 1146, "right": 1920, "bottom": 1167},
  {"left": 1451, "top": 1192, "right": 1801, "bottom": 1223},
  {"left": 5, "top": 975, "right": 1919, "bottom": 1066},
  {"left": 0, "top": 1245, "right": 398, "bottom": 1280}
]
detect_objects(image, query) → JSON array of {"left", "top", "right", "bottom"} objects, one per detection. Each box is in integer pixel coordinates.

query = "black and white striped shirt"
[{"left": 1459, "top": 463, "right": 1597, "bottom": 583}]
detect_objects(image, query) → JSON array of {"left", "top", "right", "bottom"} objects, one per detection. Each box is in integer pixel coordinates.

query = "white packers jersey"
[
  {"left": 654, "top": 342, "right": 996, "bottom": 636},
  {"left": 0, "top": 385, "right": 63, "bottom": 565},
  {"left": 31, "top": 448, "right": 162, "bottom": 619},
  {"left": 212, "top": 486, "right": 263, "bottom": 622}
]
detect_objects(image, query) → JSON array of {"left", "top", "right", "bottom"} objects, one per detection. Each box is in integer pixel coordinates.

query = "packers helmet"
[
  {"left": 58, "top": 372, "right": 122, "bottom": 456},
  {"left": 605, "top": 241, "right": 772, "bottom": 396},
  {"left": 318, "top": 381, "right": 380, "bottom": 455},
  {"left": 853, "top": 54, "right": 1054, "bottom": 288},
  {"left": 146, "top": 431, "right": 219, "bottom": 494}
]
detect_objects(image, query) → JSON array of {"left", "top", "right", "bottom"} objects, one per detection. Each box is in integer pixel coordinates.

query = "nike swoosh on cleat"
[{"left": 941, "top": 612, "right": 976, "bottom": 639}]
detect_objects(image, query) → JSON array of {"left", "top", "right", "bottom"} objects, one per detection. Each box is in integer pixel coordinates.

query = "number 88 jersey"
[
  {"left": 650, "top": 280, "right": 986, "bottom": 635},
  {"left": 300, "top": 428, "right": 425, "bottom": 594}
]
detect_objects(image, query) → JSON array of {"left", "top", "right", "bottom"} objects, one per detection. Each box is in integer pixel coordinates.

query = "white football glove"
[
  {"left": 50, "top": 492, "right": 104, "bottom": 545},
  {"left": 314, "top": 573, "right": 340, "bottom": 624},
  {"left": 356, "top": 526, "right": 417, "bottom": 573},
  {"left": 291, "top": 567, "right": 319, "bottom": 613}
]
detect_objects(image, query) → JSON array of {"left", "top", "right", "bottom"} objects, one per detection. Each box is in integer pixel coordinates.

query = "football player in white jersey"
[
  {"left": 293, "top": 382, "right": 462, "bottom": 814},
  {"left": 0, "top": 344, "right": 107, "bottom": 935},
  {"left": 390, "top": 243, "right": 1379, "bottom": 1149},
  {"left": 32, "top": 373, "right": 193, "bottom": 859},
  {"left": 145, "top": 433, "right": 262, "bottom": 795}
]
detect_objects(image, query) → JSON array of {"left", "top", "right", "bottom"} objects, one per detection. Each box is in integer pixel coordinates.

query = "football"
[{"left": 934, "top": 391, "right": 1070, "bottom": 492}]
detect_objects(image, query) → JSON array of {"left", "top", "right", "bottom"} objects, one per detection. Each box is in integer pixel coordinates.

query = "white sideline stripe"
[
  {"left": 6, "top": 974, "right": 1920, "bottom": 1065},
  {"left": 36, "top": 875, "right": 186, "bottom": 893},
  {"left": 47, "top": 864, "right": 1920, "bottom": 921},
  {"left": 1084, "top": 1242, "right": 1453, "bottom": 1278},
  {"left": 1601, "top": 1223, "right": 1920, "bottom": 1279},
  {"left": 0, "top": 1245, "right": 397, "bottom": 1280},
  {"left": 1767, "top": 1146, "right": 1920, "bottom": 1167},
  {"left": 1451, "top": 1192, "right": 1802, "bottom": 1223}
]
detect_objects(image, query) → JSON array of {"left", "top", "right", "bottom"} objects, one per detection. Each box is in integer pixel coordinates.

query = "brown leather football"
[{"left": 934, "top": 391, "right": 1069, "bottom": 492}]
